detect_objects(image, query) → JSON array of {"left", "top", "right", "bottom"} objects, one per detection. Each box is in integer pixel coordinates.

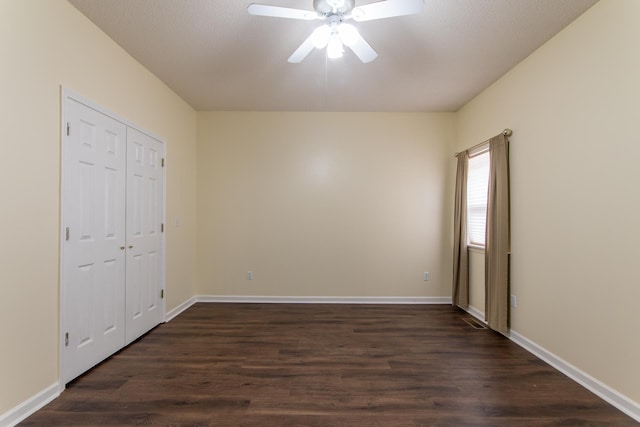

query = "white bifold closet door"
[
  {"left": 62, "top": 96, "right": 164, "bottom": 384},
  {"left": 62, "top": 99, "right": 127, "bottom": 383},
  {"left": 124, "top": 127, "right": 163, "bottom": 345}
]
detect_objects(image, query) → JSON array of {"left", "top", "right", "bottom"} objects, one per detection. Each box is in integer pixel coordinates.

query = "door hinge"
[
  {"left": 160, "top": 289, "right": 164, "bottom": 299},
  {"left": 161, "top": 223, "right": 164, "bottom": 232},
  {"left": 65, "top": 227, "right": 70, "bottom": 241},
  {"left": 161, "top": 158, "right": 165, "bottom": 167},
  {"left": 65, "top": 332, "right": 69, "bottom": 347},
  {"left": 66, "top": 122, "right": 70, "bottom": 136}
]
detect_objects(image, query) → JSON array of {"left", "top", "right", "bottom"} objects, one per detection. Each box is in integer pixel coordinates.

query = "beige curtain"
[
  {"left": 452, "top": 151, "right": 469, "bottom": 309},
  {"left": 485, "top": 134, "right": 510, "bottom": 335}
]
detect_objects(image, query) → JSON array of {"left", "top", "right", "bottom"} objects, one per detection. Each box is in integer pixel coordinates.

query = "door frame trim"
[{"left": 59, "top": 87, "right": 167, "bottom": 388}]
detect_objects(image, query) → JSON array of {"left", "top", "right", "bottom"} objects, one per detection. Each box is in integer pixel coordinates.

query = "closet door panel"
[
  {"left": 62, "top": 99, "right": 127, "bottom": 383},
  {"left": 125, "top": 127, "right": 164, "bottom": 344}
]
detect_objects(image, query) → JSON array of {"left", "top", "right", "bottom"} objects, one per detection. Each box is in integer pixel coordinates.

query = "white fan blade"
[
  {"left": 312, "top": 25, "right": 332, "bottom": 48},
  {"left": 346, "top": 32, "right": 378, "bottom": 63},
  {"left": 288, "top": 33, "right": 316, "bottom": 63},
  {"left": 248, "top": 3, "right": 317, "bottom": 20},
  {"left": 352, "top": 0, "right": 423, "bottom": 22}
]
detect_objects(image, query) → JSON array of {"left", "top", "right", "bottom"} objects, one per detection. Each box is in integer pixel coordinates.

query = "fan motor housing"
[{"left": 314, "top": 0, "right": 355, "bottom": 15}]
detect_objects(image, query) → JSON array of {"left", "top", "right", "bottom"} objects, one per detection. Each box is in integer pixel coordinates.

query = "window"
[{"left": 467, "top": 149, "right": 490, "bottom": 247}]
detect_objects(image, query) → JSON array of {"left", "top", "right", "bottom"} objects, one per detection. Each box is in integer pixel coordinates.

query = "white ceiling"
[{"left": 67, "top": 0, "right": 598, "bottom": 112}]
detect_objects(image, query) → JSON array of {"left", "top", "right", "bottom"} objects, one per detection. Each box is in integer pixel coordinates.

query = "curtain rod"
[{"left": 454, "top": 129, "right": 512, "bottom": 157}]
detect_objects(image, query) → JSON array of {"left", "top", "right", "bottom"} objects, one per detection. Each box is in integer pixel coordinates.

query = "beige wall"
[
  {"left": 0, "top": 0, "right": 197, "bottom": 414},
  {"left": 197, "top": 112, "right": 455, "bottom": 298},
  {"left": 457, "top": 0, "right": 640, "bottom": 403}
]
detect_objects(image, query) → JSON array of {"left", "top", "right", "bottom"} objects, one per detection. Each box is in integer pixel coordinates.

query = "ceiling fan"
[{"left": 248, "top": 0, "right": 424, "bottom": 63}]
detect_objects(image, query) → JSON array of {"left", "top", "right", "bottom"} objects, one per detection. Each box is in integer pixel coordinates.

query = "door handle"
[
  {"left": 128, "top": 245, "right": 133, "bottom": 249},
  {"left": 120, "top": 246, "right": 125, "bottom": 251}
]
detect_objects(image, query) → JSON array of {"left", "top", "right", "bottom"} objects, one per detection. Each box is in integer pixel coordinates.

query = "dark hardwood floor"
[{"left": 21, "top": 303, "right": 636, "bottom": 426}]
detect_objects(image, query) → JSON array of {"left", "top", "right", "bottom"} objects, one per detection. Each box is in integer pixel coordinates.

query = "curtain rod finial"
[{"left": 503, "top": 129, "right": 513, "bottom": 137}]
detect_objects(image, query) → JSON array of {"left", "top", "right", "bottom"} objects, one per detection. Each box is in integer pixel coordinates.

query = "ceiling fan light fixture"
[{"left": 249, "top": 0, "right": 425, "bottom": 63}]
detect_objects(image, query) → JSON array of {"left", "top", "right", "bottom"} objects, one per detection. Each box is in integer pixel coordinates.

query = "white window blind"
[{"left": 467, "top": 150, "right": 490, "bottom": 246}]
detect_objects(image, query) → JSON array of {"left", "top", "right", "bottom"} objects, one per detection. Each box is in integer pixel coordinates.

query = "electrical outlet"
[
  {"left": 423, "top": 272, "right": 429, "bottom": 281},
  {"left": 510, "top": 294, "right": 517, "bottom": 307},
  {"left": 247, "top": 271, "right": 253, "bottom": 280}
]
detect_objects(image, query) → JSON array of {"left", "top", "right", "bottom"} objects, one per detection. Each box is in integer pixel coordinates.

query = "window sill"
[{"left": 468, "top": 245, "right": 485, "bottom": 254}]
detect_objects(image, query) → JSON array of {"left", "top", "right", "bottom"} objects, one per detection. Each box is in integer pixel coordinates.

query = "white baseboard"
[
  {"left": 0, "top": 382, "right": 59, "bottom": 427},
  {"left": 462, "top": 306, "right": 639, "bottom": 422},
  {"left": 164, "top": 296, "right": 196, "bottom": 322},
  {"left": 165, "top": 295, "right": 452, "bottom": 320},
  {"left": 510, "top": 330, "right": 640, "bottom": 423},
  {"left": 465, "top": 305, "right": 486, "bottom": 323},
  {"left": 194, "top": 295, "right": 452, "bottom": 304}
]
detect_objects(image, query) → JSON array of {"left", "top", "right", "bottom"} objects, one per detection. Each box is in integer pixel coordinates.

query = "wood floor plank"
[{"left": 20, "top": 303, "right": 637, "bottom": 426}]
